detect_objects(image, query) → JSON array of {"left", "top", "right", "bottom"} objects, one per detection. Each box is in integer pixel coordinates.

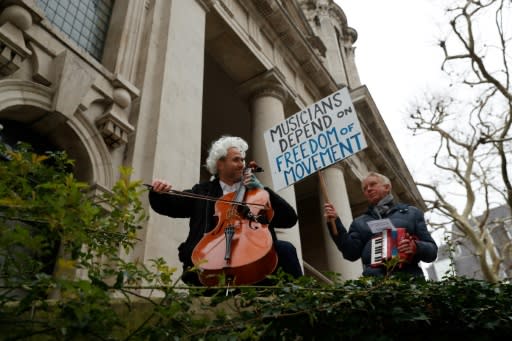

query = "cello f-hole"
[{"left": 224, "top": 226, "right": 235, "bottom": 261}]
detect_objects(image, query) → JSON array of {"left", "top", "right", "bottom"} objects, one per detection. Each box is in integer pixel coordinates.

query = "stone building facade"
[{"left": 0, "top": 0, "right": 425, "bottom": 283}]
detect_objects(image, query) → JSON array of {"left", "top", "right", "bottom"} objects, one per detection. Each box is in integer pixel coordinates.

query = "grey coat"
[{"left": 328, "top": 202, "right": 438, "bottom": 277}]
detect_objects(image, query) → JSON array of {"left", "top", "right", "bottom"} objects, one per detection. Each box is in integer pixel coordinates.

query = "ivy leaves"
[{"left": 1, "top": 143, "right": 511, "bottom": 340}]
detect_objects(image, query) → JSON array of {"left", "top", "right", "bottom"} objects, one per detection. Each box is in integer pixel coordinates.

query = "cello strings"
[{"left": 143, "top": 184, "right": 267, "bottom": 209}]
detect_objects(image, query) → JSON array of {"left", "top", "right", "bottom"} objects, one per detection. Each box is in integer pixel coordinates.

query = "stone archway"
[{"left": 0, "top": 79, "right": 114, "bottom": 188}]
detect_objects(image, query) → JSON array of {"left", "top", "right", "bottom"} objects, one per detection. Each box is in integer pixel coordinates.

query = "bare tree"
[{"left": 409, "top": 0, "right": 512, "bottom": 282}]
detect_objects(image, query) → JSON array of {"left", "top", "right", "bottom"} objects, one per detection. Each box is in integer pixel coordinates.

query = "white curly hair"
[{"left": 205, "top": 136, "right": 248, "bottom": 175}]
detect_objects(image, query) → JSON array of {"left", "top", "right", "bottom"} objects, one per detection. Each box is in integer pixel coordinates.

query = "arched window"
[
  {"left": 0, "top": 120, "right": 57, "bottom": 155},
  {"left": 0, "top": 121, "right": 62, "bottom": 295},
  {"left": 36, "top": 0, "right": 113, "bottom": 61}
]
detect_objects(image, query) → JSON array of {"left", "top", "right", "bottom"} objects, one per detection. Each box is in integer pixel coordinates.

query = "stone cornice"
[{"left": 250, "top": 0, "right": 338, "bottom": 96}]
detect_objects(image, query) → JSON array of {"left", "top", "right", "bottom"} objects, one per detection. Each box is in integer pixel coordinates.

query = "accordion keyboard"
[{"left": 370, "top": 232, "right": 387, "bottom": 265}]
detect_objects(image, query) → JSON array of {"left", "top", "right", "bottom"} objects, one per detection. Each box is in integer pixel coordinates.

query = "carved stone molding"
[
  {"left": 94, "top": 76, "right": 136, "bottom": 149},
  {"left": 112, "top": 73, "right": 140, "bottom": 103},
  {"left": 0, "top": 4, "right": 32, "bottom": 76},
  {"left": 87, "top": 182, "right": 113, "bottom": 211},
  {"left": 343, "top": 27, "right": 357, "bottom": 44},
  {"left": 251, "top": 0, "right": 336, "bottom": 95},
  {"left": 252, "top": 0, "right": 278, "bottom": 17},
  {"left": 251, "top": 84, "right": 287, "bottom": 103},
  {"left": 95, "top": 101, "right": 135, "bottom": 149}
]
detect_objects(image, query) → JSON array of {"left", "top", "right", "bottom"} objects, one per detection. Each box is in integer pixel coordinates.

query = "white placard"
[
  {"left": 367, "top": 219, "right": 396, "bottom": 233},
  {"left": 263, "top": 87, "right": 367, "bottom": 191}
]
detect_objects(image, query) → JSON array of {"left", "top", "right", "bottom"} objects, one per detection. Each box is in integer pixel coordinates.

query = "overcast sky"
[{"left": 334, "top": 0, "right": 451, "bottom": 180}]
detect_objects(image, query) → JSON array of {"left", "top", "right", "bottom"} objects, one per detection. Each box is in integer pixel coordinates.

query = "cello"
[{"left": 191, "top": 163, "right": 278, "bottom": 286}]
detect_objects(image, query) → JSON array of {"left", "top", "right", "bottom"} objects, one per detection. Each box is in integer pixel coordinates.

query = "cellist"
[{"left": 148, "top": 135, "right": 303, "bottom": 286}]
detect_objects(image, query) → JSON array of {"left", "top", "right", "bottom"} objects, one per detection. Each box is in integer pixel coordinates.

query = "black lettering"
[
  {"left": 289, "top": 115, "right": 298, "bottom": 131},
  {"left": 332, "top": 91, "right": 343, "bottom": 107},
  {"left": 303, "top": 123, "right": 314, "bottom": 139},
  {"left": 299, "top": 110, "right": 309, "bottom": 125},
  {"left": 311, "top": 118, "right": 323, "bottom": 135},
  {"left": 270, "top": 125, "right": 283, "bottom": 142},
  {"left": 322, "top": 115, "right": 332, "bottom": 129},
  {"left": 344, "top": 106, "right": 353, "bottom": 116},
  {"left": 293, "top": 128, "right": 303, "bottom": 145},
  {"left": 314, "top": 103, "right": 324, "bottom": 116},
  {"left": 279, "top": 138, "right": 288, "bottom": 153},
  {"left": 321, "top": 97, "right": 333, "bottom": 113}
]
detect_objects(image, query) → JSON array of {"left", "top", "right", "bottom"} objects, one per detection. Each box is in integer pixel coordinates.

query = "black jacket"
[
  {"left": 149, "top": 178, "right": 298, "bottom": 270},
  {"left": 328, "top": 202, "right": 438, "bottom": 277}
]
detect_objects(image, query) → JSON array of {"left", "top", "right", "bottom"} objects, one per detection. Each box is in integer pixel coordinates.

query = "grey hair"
[
  {"left": 205, "top": 136, "right": 248, "bottom": 175},
  {"left": 362, "top": 171, "right": 391, "bottom": 190}
]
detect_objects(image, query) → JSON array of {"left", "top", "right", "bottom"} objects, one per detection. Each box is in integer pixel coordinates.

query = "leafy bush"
[{"left": 1, "top": 144, "right": 511, "bottom": 340}]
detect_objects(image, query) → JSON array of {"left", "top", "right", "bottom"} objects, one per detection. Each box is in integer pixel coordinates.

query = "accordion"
[{"left": 370, "top": 228, "right": 411, "bottom": 267}]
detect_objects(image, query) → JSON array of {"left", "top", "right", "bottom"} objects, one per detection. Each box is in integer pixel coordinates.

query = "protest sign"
[{"left": 264, "top": 87, "right": 367, "bottom": 191}]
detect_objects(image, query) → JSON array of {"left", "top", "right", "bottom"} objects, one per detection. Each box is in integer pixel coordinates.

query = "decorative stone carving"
[
  {"left": 95, "top": 86, "right": 135, "bottom": 149},
  {"left": 96, "top": 76, "right": 139, "bottom": 148},
  {"left": 0, "top": 5, "right": 32, "bottom": 76},
  {"left": 95, "top": 111, "right": 132, "bottom": 149},
  {"left": 52, "top": 50, "right": 98, "bottom": 119},
  {"left": 343, "top": 27, "right": 357, "bottom": 44},
  {"left": 113, "top": 87, "right": 131, "bottom": 109},
  {"left": 87, "top": 182, "right": 113, "bottom": 211}
]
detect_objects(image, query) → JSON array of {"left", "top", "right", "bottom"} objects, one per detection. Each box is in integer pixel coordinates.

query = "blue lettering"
[
  {"left": 319, "top": 148, "right": 333, "bottom": 166},
  {"left": 283, "top": 168, "right": 295, "bottom": 186},
  {"left": 351, "top": 132, "right": 363, "bottom": 150},
  {"left": 339, "top": 138, "right": 354, "bottom": 158},
  {"left": 295, "top": 163, "right": 305, "bottom": 180},
  {"left": 276, "top": 155, "right": 284, "bottom": 172},
  {"left": 284, "top": 151, "right": 293, "bottom": 168},
  {"left": 299, "top": 141, "right": 310, "bottom": 159}
]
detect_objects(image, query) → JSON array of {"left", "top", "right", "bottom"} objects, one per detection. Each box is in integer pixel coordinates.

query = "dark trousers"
[{"left": 274, "top": 239, "right": 303, "bottom": 278}]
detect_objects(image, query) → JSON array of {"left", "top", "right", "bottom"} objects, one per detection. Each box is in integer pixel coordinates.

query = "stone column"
[
  {"left": 341, "top": 27, "right": 361, "bottom": 88},
  {"left": 244, "top": 71, "right": 304, "bottom": 271},
  {"left": 320, "top": 165, "right": 361, "bottom": 280},
  {"left": 128, "top": 0, "right": 208, "bottom": 268},
  {"left": 101, "top": 0, "right": 147, "bottom": 82},
  {"left": 314, "top": 3, "right": 347, "bottom": 87}
]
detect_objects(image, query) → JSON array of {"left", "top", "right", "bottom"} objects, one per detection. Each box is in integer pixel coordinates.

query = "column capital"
[
  {"left": 251, "top": 85, "right": 287, "bottom": 103},
  {"left": 238, "top": 69, "right": 288, "bottom": 103},
  {"left": 329, "top": 162, "right": 346, "bottom": 172}
]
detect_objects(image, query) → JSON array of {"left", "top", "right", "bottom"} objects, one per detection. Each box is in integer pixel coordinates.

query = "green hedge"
[
  {"left": 1, "top": 143, "right": 511, "bottom": 340},
  {"left": 1, "top": 275, "right": 511, "bottom": 340}
]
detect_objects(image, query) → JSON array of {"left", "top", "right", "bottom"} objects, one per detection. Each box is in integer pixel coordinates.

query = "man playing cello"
[{"left": 148, "top": 135, "right": 302, "bottom": 286}]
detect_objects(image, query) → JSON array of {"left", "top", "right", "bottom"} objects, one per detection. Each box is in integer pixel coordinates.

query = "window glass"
[{"left": 36, "top": 0, "right": 113, "bottom": 61}]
